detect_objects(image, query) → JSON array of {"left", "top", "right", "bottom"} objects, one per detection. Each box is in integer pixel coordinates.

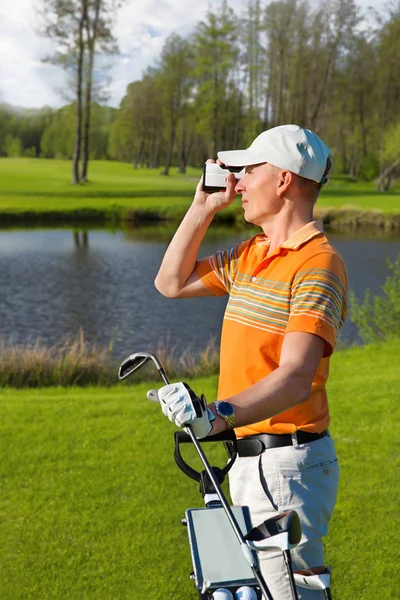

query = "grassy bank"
[
  {"left": 1, "top": 159, "right": 400, "bottom": 230},
  {"left": 0, "top": 334, "right": 220, "bottom": 388},
  {"left": 0, "top": 339, "right": 399, "bottom": 599}
]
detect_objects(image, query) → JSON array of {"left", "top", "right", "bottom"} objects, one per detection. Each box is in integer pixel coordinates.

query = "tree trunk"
[
  {"left": 178, "top": 123, "right": 194, "bottom": 174},
  {"left": 81, "top": 0, "right": 100, "bottom": 183},
  {"left": 80, "top": 70, "right": 93, "bottom": 182},
  {"left": 310, "top": 38, "right": 339, "bottom": 129},
  {"left": 358, "top": 90, "right": 368, "bottom": 159},
  {"left": 376, "top": 157, "right": 400, "bottom": 191},
  {"left": 71, "top": 11, "right": 85, "bottom": 185},
  {"left": 161, "top": 120, "right": 176, "bottom": 175},
  {"left": 133, "top": 138, "right": 145, "bottom": 169}
]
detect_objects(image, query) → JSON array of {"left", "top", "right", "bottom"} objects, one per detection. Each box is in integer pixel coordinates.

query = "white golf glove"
[{"left": 148, "top": 382, "right": 215, "bottom": 439}]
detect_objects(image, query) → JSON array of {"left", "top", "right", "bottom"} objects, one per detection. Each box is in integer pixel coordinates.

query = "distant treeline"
[{"left": 3, "top": 0, "right": 400, "bottom": 189}]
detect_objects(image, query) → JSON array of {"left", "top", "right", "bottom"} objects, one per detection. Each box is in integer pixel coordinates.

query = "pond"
[{"left": 0, "top": 225, "right": 399, "bottom": 360}]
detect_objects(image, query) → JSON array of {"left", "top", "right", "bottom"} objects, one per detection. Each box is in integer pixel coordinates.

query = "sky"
[{"left": 0, "top": 0, "right": 386, "bottom": 110}]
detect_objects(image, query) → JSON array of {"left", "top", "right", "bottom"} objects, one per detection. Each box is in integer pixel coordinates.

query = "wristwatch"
[{"left": 215, "top": 401, "right": 236, "bottom": 430}]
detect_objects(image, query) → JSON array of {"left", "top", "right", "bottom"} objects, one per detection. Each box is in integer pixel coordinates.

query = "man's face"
[{"left": 235, "top": 162, "right": 282, "bottom": 226}]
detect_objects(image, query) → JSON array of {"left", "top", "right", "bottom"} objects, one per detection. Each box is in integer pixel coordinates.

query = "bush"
[
  {"left": 5, "top": 135, "right": 23, "bottom": 157},
  {"left": 359, "top": 153, "right": 380, "bottom": 181},
  {"left": 350, "top": 255, "right": 400, "bottom": 343},
  {"left": 24, "top": 146, "right": 37, "bottom": 158}
]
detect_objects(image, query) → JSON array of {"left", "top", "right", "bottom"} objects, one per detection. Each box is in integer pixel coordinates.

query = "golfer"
[{"left": 154, "top": 124, "right": 348, "bottom": 600}]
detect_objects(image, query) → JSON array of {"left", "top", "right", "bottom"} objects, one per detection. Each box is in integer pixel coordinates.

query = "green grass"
[
  {"left": 0, "top": 159, "right": 400, "bottom": 224},
  {"left": 1, "top": 340, "right": 399, "bottom": 599}
]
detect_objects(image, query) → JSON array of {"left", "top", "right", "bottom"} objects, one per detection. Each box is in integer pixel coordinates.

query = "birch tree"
[{"left": 39, "top": 0, "right": 121, "bottom": 183}]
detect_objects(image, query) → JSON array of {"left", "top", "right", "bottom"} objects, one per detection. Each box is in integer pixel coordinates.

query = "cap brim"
[{"left": 217, "top": 149, "right": 260, "bottom": 167}]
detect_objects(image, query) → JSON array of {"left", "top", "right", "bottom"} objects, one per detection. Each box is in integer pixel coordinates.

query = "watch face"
[{"left": 217, "top": 401, "right": 234, "bottom": 418}]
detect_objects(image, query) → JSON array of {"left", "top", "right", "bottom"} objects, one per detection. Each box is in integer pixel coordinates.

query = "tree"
[
  {"left": 158, "top": 34, "right": 194, "bottom": 175},
  {"left": 193, "top": 1, "right": 239, "bottom": 157},
  {"left": 308, "top": 0, "right": 360, "bottom": 131},
  {"left": 331, "top": 32, "right": 378, "bottom": 178},
  {"left": 376, "top": 9, "right": 400, "bottom": 185},
  {"left": 240, "top": 0, "right": 265, "bottom": 142},
  {"left": 263, "top": 0, "right": 299, "bottom": 126},
  {"left": 39, "top": 0, "right": 87, "bottom": 182},
  {"left": 41, "top": 104, "right": 77, "bottom": 159},
  {"left": 39, "top": 0, "right": 121, "bottom": 183},
  {"left": 109, "top": 71, "right": 164, "bottom": 168},
  {"left": 80, "top": 0, "right": 120, "bottom": 182},
  {"left": 377, "top": 121, "right": 400, "bottom": 190}
]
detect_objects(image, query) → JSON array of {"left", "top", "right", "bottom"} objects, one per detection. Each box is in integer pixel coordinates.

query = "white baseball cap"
[{"left": 217, "top": 124, "right": 332, "bottom": 184}]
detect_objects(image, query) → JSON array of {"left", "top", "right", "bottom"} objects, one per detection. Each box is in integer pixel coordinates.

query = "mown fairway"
[
  {"left": 0, "top": 159, "right": 198, "bottom": 219},
  {"left": 1, "top": 158, "right": 400, "bottom": 217},
  {"left": 1, "top": 341, "right": 399, "bottom": 599}
]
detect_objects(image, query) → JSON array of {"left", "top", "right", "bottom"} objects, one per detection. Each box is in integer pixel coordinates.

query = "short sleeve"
[
  {"left": 195, "top": 242, "right": 247, "bottom": 297},
  {"left": 286, "top": 252, "right": 348, "bottom": 357}
]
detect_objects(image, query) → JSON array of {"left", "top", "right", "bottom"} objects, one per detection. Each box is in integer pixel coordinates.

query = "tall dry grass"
[{"left": 0, "top": 331, "right": 220, "bottom": 388}]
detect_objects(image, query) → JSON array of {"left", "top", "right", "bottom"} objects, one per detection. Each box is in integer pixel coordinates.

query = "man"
[{"left": 154, "top": 124, "right": 348, "bottom": 600}]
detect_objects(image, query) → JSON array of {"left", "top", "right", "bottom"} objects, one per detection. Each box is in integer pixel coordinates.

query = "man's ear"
[{"left": 277, "top": 169, "right": 292, "bottom": 196}]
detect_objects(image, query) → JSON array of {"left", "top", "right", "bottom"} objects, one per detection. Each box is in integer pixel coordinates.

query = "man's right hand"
[{"left": 194, "top": 159, "right": 237, "bottom": 213}]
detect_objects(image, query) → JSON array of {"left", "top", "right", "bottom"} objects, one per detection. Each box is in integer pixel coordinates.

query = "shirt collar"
[{"left": 255, "top": 221, "right": 324, "bottom": 251}]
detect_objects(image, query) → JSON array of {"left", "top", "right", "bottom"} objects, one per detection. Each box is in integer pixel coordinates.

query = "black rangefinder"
[{"left": 202, "top": 163, "right": 245, "bottom": 193}]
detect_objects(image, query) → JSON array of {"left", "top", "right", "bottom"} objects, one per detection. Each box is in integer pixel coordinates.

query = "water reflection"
[
  {"left": 0, "top": 225, "right": 399, "bottom": 357},
  {"left": 73, "top": 231, "right": 89, "bottom": 249}
]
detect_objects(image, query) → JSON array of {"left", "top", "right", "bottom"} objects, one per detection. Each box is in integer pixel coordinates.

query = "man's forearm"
[
  {"left": 209, "top": 364, "right": 312, "bottom": 434},
  {"left": 155, "top": 202, "right": 215, "bottom": 297},
  {"left": 155, "top": 167, "right": 237, "bottom": 298}
]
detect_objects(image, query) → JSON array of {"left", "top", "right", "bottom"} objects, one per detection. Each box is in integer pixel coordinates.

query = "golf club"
[
  {"left": 245, "top": 511, "right": 301, "bottom": 600},
  {"left": 294, "top": 567, "right": 332, "bottom": 600},
  {"left": 119, "top": 351, "right": 274, "bottom": 600}
]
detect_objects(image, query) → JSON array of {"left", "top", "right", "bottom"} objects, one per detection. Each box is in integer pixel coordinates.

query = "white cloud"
[
  {"left": 0, "top": 0, "right": 387, "bottom": 109},
  {"left": 0, "top": 0, "right": 67, "bottom": 107}
]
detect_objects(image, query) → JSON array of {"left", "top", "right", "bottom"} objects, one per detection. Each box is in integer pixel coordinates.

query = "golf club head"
[
  {"left": 118, "top": 351, "right": 165, "bottom": 381},
  {"left": 294, "top": 567, "right": 331, "bottom": 591},
  {"left": 245, "top": 510, "right": 301, "bottom": 552}
]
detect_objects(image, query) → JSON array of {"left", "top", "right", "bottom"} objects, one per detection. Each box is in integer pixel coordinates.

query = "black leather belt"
[{"left": 225, "top": 430, "right": 328, "bottom": 458}]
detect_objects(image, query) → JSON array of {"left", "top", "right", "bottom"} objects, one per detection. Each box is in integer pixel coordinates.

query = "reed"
[{"left": 0, "top": 331, "right": 220, "bottom": 388}]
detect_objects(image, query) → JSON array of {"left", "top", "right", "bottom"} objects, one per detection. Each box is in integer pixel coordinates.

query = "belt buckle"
[{"left": 239, "top": 438, "right": 265, "bottom": 457}]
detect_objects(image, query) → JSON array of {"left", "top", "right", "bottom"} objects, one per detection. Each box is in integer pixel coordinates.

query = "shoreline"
[
  {"left": 0, "top": 337, "right": 397, "bottom": 388},
  {"left": 0, "top": 206, "right": 400, "bottom": 232}
]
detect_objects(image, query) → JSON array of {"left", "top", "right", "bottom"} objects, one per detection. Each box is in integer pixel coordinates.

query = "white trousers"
[{"left": 229, "top": 434, "right": 339, "bottom": 600}]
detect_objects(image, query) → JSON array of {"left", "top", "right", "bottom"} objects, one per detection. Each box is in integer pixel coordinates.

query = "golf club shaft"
[
  {"left": 324, "top": 589, "right": 332, "bottom": 600},
  {"left": 161, "top": 373, "right": 243, "bottom": 539},
  {"left": 283, "top": 551, "right": 299, "bottom": 600},
  {"left": 187, "top": 427, "right": 273, "bottom": 600},
  {"left": 158, "top": 369, "right": 169, "bottom": 386},
  {"left": 159, "top": 365, "right": 273, "bottom": 600}
]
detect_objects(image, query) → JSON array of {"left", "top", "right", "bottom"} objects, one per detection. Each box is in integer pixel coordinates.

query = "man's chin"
[{"left": 243, "top": 211, "right": 257, "bottom": 226}]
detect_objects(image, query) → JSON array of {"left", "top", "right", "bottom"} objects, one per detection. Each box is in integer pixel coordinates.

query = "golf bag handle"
[{"left": 174, "top": 430, "right": 238, "bottom": 483}]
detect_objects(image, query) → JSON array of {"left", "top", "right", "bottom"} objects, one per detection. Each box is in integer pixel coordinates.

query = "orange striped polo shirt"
[{"left": 196, "top": 221, "right": 348, "bottom": 436}]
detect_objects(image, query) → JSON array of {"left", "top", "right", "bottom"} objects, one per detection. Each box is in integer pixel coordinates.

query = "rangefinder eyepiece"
[{"left": 202, "top": 163, "right": 245, "bottom": 193}]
